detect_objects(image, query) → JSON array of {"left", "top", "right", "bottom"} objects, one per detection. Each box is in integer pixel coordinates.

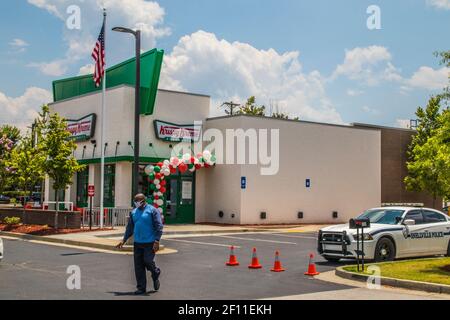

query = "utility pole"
[{"left": 221, "top": 101, "right": 240, "bottom": 116}]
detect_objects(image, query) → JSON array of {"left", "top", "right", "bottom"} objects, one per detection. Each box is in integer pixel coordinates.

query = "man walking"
[{"left": 117, "top": 194, "right": 164, "bottom": 295}]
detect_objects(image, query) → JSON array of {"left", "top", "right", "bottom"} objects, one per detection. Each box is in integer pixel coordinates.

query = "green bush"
[{"left": 4, "top": 216, "right": 21, "bottom": 225}]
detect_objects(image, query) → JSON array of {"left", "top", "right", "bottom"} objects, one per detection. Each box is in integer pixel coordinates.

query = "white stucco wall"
[{"left": 204, "top": 116, "right": 381, "bottom": 225}]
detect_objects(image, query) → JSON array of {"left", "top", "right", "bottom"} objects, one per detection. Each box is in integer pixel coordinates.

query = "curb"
[
  {"left": 0, "top": 231, "right": 167, "bottom": 253},
  {"left": 96, "top": 228, "right": 272, "bottom": 238},
  {"left": 335, "top": 266, "right": 450, "bottom": 295}
]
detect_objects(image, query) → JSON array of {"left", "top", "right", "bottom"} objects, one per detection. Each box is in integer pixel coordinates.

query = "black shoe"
[
  {"left": 134, "top": 289, "right": 146, "bottom": 295},
  {"left": 153, "top": 279, "right": 160, "bottom": 291}
]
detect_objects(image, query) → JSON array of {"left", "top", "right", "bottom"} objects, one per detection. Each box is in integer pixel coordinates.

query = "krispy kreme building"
[{"left": 45, "top": 50, "right": 441, "bottom": 226}]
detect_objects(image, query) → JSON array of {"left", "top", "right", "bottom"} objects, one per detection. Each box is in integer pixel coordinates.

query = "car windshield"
[{"left": 356, "top": 209, "right": 405, "bottom": 225}]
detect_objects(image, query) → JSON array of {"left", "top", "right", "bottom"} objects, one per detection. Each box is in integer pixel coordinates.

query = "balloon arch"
[{"left": 143, "top": 150, "right": 216, "bottom": 215}]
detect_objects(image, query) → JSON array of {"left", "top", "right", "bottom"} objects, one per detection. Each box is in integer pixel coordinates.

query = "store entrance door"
[{"left": 164, "top": 172, "right": 195, "bottom": 224}]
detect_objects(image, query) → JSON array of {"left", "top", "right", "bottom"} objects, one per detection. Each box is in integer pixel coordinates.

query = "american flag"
[{"left": 92, "top": 17, "right": 105, "bottom": 87}]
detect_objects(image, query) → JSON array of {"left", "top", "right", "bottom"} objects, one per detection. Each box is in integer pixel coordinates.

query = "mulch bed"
[
  {"left": 0, "top": 224, "right": 113, "bottom": 236},
  {"left": 440, "top": 265, "right": 450, "bottom": 273}
]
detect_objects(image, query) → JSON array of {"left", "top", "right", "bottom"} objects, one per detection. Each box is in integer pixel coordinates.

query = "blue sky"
[{"left": 0, "top": 0, "right": 449, "bottom": 130}]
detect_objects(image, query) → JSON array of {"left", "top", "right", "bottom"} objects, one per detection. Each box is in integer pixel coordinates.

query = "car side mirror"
[{"left": 403, "top": 219, "right": 415, "bottom": 226}]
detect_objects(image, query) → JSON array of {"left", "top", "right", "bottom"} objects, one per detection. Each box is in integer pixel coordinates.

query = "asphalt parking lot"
[{"left": 0, "top": 231, "right": 352, "bottom": 300}]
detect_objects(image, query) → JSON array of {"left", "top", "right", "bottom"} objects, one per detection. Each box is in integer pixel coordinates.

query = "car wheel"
[
  {"left": 323, "top": 256, "right": 341, "bottom": 262},
  {"left": 374, "top": 238, "right": 396, "bottom": 262}
]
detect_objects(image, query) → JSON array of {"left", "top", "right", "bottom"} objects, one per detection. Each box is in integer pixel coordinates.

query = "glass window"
[
  {"left": 404, "top": 210, "right": 424, "bottom": 225},
  {"left": 423, "top": 210, "right": 447, "bottom": 223},
  {"left": 103, "top": 164, "right": 115, "bottom": 207},
  {"left": 357, "top": 209, "right": 405, "bottom": 225},
  {"left": 76, "top": 167, "right": 89, "bottom": 208}
]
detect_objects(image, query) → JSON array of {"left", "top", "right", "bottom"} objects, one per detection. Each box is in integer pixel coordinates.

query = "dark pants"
[{"left": 133, "top": 243, "right": 161, "bottom": 291}]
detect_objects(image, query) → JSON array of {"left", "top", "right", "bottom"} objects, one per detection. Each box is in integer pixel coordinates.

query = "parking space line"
[
  {"left": 216, "top": 235, "right": 297, "bottom": 245},
  {"left": 270, "top": 233, "right": 317, "bottom": 240},
  {"left": 164, "top": 238, "right": 241, "bottom": 248}
]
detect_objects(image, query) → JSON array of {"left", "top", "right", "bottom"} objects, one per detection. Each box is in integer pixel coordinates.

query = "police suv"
[{"left": 318, "top": 207, "right": 450, "bottom": 262}]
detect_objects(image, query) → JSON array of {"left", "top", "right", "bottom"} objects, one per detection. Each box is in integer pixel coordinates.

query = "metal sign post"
[
  {"left": 88, "top": 185, "right": 95, "bottom": 231},
  {"left": 349, "top": 218, "right": 371, "bottom": 272}
]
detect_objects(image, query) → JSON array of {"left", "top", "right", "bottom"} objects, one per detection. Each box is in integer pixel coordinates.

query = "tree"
[
  {"left": 7, "top": 134, "right": 46, "bottom": 199},
  {"left": 237, "top": 96, "right": 266, "bottom": 116},
  {"left": 404, "top": 96, "right": 447, "bottom": 206},
  {"left": 0, "top": 125, "right": 20, "bottom": 194},
  {"left": 38, "top": 105, "right": 84, "bottom": 219},
  {"left": 434, "top": 50, "right": 450, "bottom": 104}
]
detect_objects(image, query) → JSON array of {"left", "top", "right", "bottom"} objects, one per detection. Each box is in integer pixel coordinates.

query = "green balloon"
[
  {"left": 150, "top": 184, "right": 156, "bottom": 190},
  {"left": 154, "top": 166, "right": 161, "bottom": 173},
  {"left": 211, "top": 155, "right": 216, "bottom": 162},
  {"left": 188, "top": 164, "right": 194, "bottom": 169},
  {"left": 148, "top": 173, "right": 155, "bottom": 180}
]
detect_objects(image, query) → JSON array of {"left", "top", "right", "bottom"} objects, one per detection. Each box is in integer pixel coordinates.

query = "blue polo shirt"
[{"left": 123, "top": 204, "right": 164, "bottom": 244}]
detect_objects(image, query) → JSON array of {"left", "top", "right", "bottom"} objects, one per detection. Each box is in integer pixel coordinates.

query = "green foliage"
[
  {"left": 37, "top": 105, "right": 85, "bottom": 210},
  {"left": 405, "top": 96, "right": 449, "bottom": 202},
  {"left": 4, "top": 216, "right": 21, "bottom": 225},
  {"left": 0, "top": 125, "right": 20, "bottom": 194},
  {"left": 237, "top": 96, "right": 266, "bottom": 116},
  {"left": 7, "top": 134, "right": 46, "bottom": 197},
  {"left": 434, "top": 50, "right": 450, "bottom": 104}
]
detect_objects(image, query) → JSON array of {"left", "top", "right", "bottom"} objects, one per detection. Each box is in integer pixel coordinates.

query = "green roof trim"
[
  {"left": 52, "top": 49, "right": 164, "bottom": 115},
  {"left": 78, "top": 156, "right": 166, "bottom": 165}
]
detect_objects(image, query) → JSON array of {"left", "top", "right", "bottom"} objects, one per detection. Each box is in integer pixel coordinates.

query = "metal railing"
[{"left": 80, "top": 207, "right": 131, "bottom": 228}]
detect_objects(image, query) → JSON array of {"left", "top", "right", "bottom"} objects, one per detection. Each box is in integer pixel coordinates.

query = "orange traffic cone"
[
  {"left": 248, "top": 248, "right": 263, "bottom": 269},
  {"left": 270, "top": 251, "right": 285, "bottom": 272},
  {"left": 304, "top": 253, "right": 320, "bottom": 276},
  {"left": 226, "top": 246, "right": 240, "bottom": 266}
]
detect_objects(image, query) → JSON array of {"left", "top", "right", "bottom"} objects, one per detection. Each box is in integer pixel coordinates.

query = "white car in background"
[
  {"left": 0, "top": 237, "right": 3, "bottom": 261},
  {"left": 318, "top": 207, "right": 450, "bottom": 262}
]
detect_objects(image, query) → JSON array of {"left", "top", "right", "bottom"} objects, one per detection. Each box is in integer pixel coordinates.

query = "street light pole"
[{"left": 112, "top": 27, "right": 141, "bottom": 197}]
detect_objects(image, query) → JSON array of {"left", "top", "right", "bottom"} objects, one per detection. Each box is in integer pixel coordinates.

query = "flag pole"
[{"left": 100, "top": 7, "right": 107, "bottom": 229}]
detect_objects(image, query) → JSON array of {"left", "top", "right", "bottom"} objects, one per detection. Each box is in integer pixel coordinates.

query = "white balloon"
[
  {"left": 157, "top": 199, "right": 164, "bottom": 206},
  {"left": 203, "top": 150, "right": 211, "bottom": 161},
  {"left": 182, "top": 153, "right": 191, "bottom": 161},
  {"left": 144, "top": 165, "right": 154, "bottom": 175},
  {"left": 163, "top": 160, "right": 170, "bottom": 166},
  {"left": 156, "top": 184, "right": 161, "bottom": 190},
  {"left": 154, "top": 179, "right": 160, "bottom": 185},
  {"left": 163, "top": 169, "right": 170, "bottom": 176}
]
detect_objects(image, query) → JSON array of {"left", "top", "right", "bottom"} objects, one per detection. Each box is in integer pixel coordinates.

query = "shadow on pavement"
[{"left": 108, "top": 291, "right": 157, "bottom": 297}]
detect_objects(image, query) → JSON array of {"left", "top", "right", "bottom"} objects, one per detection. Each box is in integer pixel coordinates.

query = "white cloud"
[
  {"left": 0, "top": 87, "right": 52, "bottom": 132},
  {"left": 27, "top": 0, "right": 170, "bottom": 76},
  {"left": 362, "top": 106, "right": 380, "bottom": 115},
  {"left": 161, "top": 30, "right": 343, "bottom": 124},
  {"left": 406, "top": 66, "right": 450, "bottom": 90},
  {"left": 347, "top": 89, "right": 364, "bottom": 96},
  {"left": 395, "top": 119, "right": 411, "bottom": 129},
  {"left": 27, "top": 0, "right": 63, "bottom": 18},
  {"left": 427, "top": 0, "right": 450, "bottom": 10},
  {"left": 28, "top": 60, "right": 68, "bottom": 77},
  {"left": 9, "top": 38, "right": 29, "bottom": 53},
  {"left": 332, "top": 46, "right": 402, "bottom": 86},
  {"left": 78, "top": 64, "right": 94, "bottom": 76}
]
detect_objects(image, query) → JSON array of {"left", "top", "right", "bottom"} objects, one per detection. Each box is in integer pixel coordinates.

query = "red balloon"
[
  {"left": 160, "top": 187, "right": 167, "bottom": 193},
  {"left": 155, "top": 173, "right": 162, "bottom": 180},
  {"left": 170, "top": 167, "right": 177, "bottom": 174},
  {"left": 204, "top": 163, "right": 210, "bottom": 168},
  {"left": 179, "top": 163, "right": 188, "bottom": 173},
  {"left": 161, "top": 180, "right": 167, "bottom": 186},
  {"left": 154, "top": 203, "right": 159, "bottom": 208},
  {"left": 195, "top": 164, "right": 202, "bottom": 170},
  {"left": 154, "top": 195, "right": 159, "bottom": 200},
  {"left": 157, "top": 162, "right": 163, "bottom": 168},
  {"left": 190, "top": 157, "right": 195, "bottom": 164}
]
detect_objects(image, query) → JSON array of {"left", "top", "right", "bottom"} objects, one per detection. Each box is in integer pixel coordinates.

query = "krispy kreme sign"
[
  {"left": 67, "top": 114, "right": 96, "bottom": 141},
  {"left": 154, "top": 120, "right": 201, "bottom": 142}
]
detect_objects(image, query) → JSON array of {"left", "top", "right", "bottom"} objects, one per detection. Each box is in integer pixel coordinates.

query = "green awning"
[{"left": 52, "top": 49, "right": 164, "bottom": 115}]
